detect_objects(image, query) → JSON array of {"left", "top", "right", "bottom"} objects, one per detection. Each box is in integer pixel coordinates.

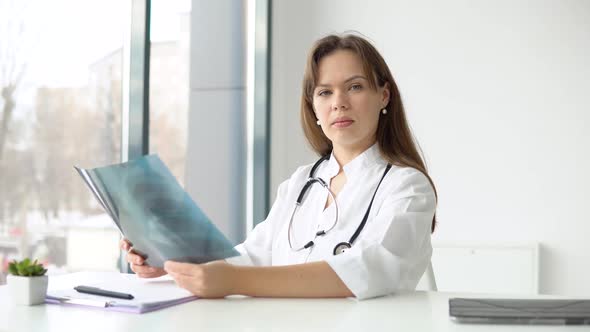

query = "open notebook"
[{"left": 46, "top": 272, "right": 197, "bottom": 314}]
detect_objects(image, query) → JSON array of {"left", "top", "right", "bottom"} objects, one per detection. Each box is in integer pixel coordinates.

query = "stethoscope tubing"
[
  {"left": 287, "top": 154, "right": 391, "bottom": 255},
  {"left": 287, "top": 178, "right": 339, "bottom": 251}
]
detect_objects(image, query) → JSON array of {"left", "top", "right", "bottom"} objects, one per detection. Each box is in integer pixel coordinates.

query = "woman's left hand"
[{"left": 164, "top": 260, "right": 237, "bottom": 298}]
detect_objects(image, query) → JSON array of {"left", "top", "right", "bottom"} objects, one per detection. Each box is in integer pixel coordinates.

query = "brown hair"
[{"left": 300, "top": 33, "right": 438, "bottom": 232}]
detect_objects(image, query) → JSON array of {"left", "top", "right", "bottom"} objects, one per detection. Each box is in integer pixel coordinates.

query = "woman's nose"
[{"left": 331, "top": 91, "right": 350, "bottom": 111}]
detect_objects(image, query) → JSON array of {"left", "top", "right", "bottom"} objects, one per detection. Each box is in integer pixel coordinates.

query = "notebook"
[
  {"left": 46, "top": 272, "right": 197, "bottom": 314},
  {"left": 449, "top": 297, "right": 590, "bottom": 325}
]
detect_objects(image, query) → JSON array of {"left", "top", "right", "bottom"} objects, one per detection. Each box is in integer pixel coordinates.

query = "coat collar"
[{"left": 320, "top": 143, "right": 385, "bottom": 181}]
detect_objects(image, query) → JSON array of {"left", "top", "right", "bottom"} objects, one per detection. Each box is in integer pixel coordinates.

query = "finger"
[
  {"left": 168, "top": 272, "right": 196, "bottom": 293},
  {"left": 126, "top": 254, "right": 143, "bottom": 266},
  {"left": 120, "top": 239, "right": 132, "bottom": 251},
  {"left": 164, "top": 261, "right": 199, "bottom": 276},
  {"left": 136, "top": 272, "right": 158, "bottom": 278},
  {"left": 130, "top": 264, "right": 142, "bottom": 276},
  {"left": 133, "top": 267, "right": 163, "bottom": 279},
  {"left": 131, "top": 263, "right": 158, "bottom": 275},
  {"left": 126, "top": 252, "right": 145, "bottom": 265},
  {"left": 137, "top": 271, "right": 162, "bottom": 278}
]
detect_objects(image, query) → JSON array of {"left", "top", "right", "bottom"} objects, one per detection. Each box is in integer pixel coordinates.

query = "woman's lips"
[{"left": 332, "top": 119, "right": 354, "bottom": 128}]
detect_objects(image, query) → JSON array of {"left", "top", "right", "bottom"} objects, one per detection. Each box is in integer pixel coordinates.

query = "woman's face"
[{"left": 313, "top": 49, "right": 389, "bottom": 153}]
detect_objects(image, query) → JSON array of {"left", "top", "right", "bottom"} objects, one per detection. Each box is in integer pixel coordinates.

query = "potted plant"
[{"left": 7, "top": 258, "right": 48, "bottom": 305}]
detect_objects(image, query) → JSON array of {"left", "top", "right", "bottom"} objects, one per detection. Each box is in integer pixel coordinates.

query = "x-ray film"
[{"left": 75, "top": 155, "right": 239, "bottom": 268}]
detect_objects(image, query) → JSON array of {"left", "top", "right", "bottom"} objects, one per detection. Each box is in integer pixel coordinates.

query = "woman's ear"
[{"left": 381, "top": 82, "right": 390, "bottom": 108}]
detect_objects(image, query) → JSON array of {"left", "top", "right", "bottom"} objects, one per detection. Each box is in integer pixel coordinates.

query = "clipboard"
[{"left": 46, "top": 272, "right": 197, "bottom": 314}]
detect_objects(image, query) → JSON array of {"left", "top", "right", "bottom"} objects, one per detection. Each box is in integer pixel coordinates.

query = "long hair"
[{"left": 300, "top": 33, "right": 438, "bottom": 232}]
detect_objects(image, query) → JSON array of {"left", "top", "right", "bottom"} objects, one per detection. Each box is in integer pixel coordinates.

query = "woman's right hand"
[{"left": 120, "top": 239, "right": 167, "bottom": 278}]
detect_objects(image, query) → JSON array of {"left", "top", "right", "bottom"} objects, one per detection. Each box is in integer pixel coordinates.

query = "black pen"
[{"left": 74, "top": 286, "right": 134, "bottom": 300}]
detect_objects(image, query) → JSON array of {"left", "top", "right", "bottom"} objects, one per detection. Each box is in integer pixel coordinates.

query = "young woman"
[{"left": 121, "top": 33, "right": 437, "bottom": 300}]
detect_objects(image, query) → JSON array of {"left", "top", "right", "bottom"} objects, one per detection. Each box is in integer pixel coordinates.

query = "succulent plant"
[{"left": 8, "top": 258, "right": 48, "bottom": 277}]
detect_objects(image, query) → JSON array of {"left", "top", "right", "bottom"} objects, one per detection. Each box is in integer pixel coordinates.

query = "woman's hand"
[
  {"left": 164, "top": 260, "right": 237, "bottom": 298},
  {"left": 120, "top": 239, "right": 167, "bottom": 278}
]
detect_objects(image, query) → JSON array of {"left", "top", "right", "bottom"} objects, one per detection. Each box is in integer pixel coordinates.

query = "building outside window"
[{"left": 0, "top": 0, "right": 126, "bottom": 283}]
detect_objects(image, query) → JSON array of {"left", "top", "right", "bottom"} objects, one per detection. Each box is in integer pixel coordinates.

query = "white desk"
[{"left": 0, "top": 273, "right": 586, "bottom": 332}]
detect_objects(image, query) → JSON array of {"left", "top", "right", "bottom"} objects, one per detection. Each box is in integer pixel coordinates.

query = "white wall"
[{"left": 270, "top": 0, "right": 590, "bottom": 296}]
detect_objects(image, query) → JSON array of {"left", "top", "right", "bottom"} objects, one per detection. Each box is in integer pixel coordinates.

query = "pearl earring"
[
  {"left": 381, "top": 108, "right": 387, "bottom": 115},
  {"left": 316, "top": 120, "right": 321, "bottom": 126}
]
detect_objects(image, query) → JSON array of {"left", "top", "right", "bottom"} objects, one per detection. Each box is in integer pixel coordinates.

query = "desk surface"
[{"left": 0, "top": 273, "right": 587, "bottom": 332}]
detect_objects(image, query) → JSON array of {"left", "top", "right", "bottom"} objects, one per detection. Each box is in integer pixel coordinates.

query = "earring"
[
  {"left": 316, "top": 120, "right": 321, "bottom": 126},
  {"left": 381, "top": 108, "right": 387, "bottom": 115}
]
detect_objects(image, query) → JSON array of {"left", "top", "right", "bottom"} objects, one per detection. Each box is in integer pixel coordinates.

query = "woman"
[{"left": 121, "top": 33, "right": 437, "bottom": 300}]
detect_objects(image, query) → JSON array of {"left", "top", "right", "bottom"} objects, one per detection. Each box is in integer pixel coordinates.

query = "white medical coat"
[{"left": 228, "top": 143, "right": 436, "bottom": 300}]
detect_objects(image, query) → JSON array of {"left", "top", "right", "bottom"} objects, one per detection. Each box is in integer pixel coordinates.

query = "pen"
[
  {"left": 74, "top": 286, "right": 134, "bottom": 300},
  {"left": 47, "top": 295, "right": 109, "bottom": 308}
]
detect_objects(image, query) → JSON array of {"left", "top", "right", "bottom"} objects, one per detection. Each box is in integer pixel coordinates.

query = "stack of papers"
[{"left": 46, "top": 272, "right": 197, "bottom": 314}]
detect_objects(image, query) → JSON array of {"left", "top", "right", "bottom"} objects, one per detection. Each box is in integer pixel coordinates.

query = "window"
[
  {"left": 0, "top": 0, "right": 127, "bottom": 283},
  {"left": 148, "top": 0, "right": 190, "bottom": 185},
  {"left": 0, "top": 0, "right": 271, "bottom": 283}
]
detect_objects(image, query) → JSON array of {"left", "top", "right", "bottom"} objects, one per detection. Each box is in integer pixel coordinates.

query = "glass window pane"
[
  {"left": 149, "top": 0, "right": 190, "bottom": 185},
  {"left": 0, "top": 0, "right": 126, "bottom": 284}
]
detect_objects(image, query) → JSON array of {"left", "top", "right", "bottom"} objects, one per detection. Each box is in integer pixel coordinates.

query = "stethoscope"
[{"left": 287, "top": 154, "right": 392, "bottom": 255}]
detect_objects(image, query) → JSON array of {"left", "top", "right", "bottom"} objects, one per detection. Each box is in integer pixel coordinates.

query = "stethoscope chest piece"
[{"left": 333, "top": 242, "right": 352, "bottom": 255}]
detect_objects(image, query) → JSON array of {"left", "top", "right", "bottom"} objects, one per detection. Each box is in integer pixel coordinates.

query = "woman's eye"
[
  {"left": 350, "top": 84, "right": 362, "bottom": 91},
  {"left": 318, "top": 90, "right": 331, "bottom": 96}
]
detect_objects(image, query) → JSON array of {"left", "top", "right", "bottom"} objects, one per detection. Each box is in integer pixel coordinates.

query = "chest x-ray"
[{"left": 75, "top": 155, "right": 238, "bottom": 268}]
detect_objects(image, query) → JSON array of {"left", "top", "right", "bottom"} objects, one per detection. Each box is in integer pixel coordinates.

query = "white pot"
[{"left": 7, "top": 275, "right": 49, "bottom": 306}]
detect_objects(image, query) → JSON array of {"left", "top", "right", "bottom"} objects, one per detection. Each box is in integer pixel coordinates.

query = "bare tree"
[
  {"left": 0, "top": 0, "right": 33, "bottom": 160},
  {"left": 0, "top": 0, "right": 35, "bottom": 223}
]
